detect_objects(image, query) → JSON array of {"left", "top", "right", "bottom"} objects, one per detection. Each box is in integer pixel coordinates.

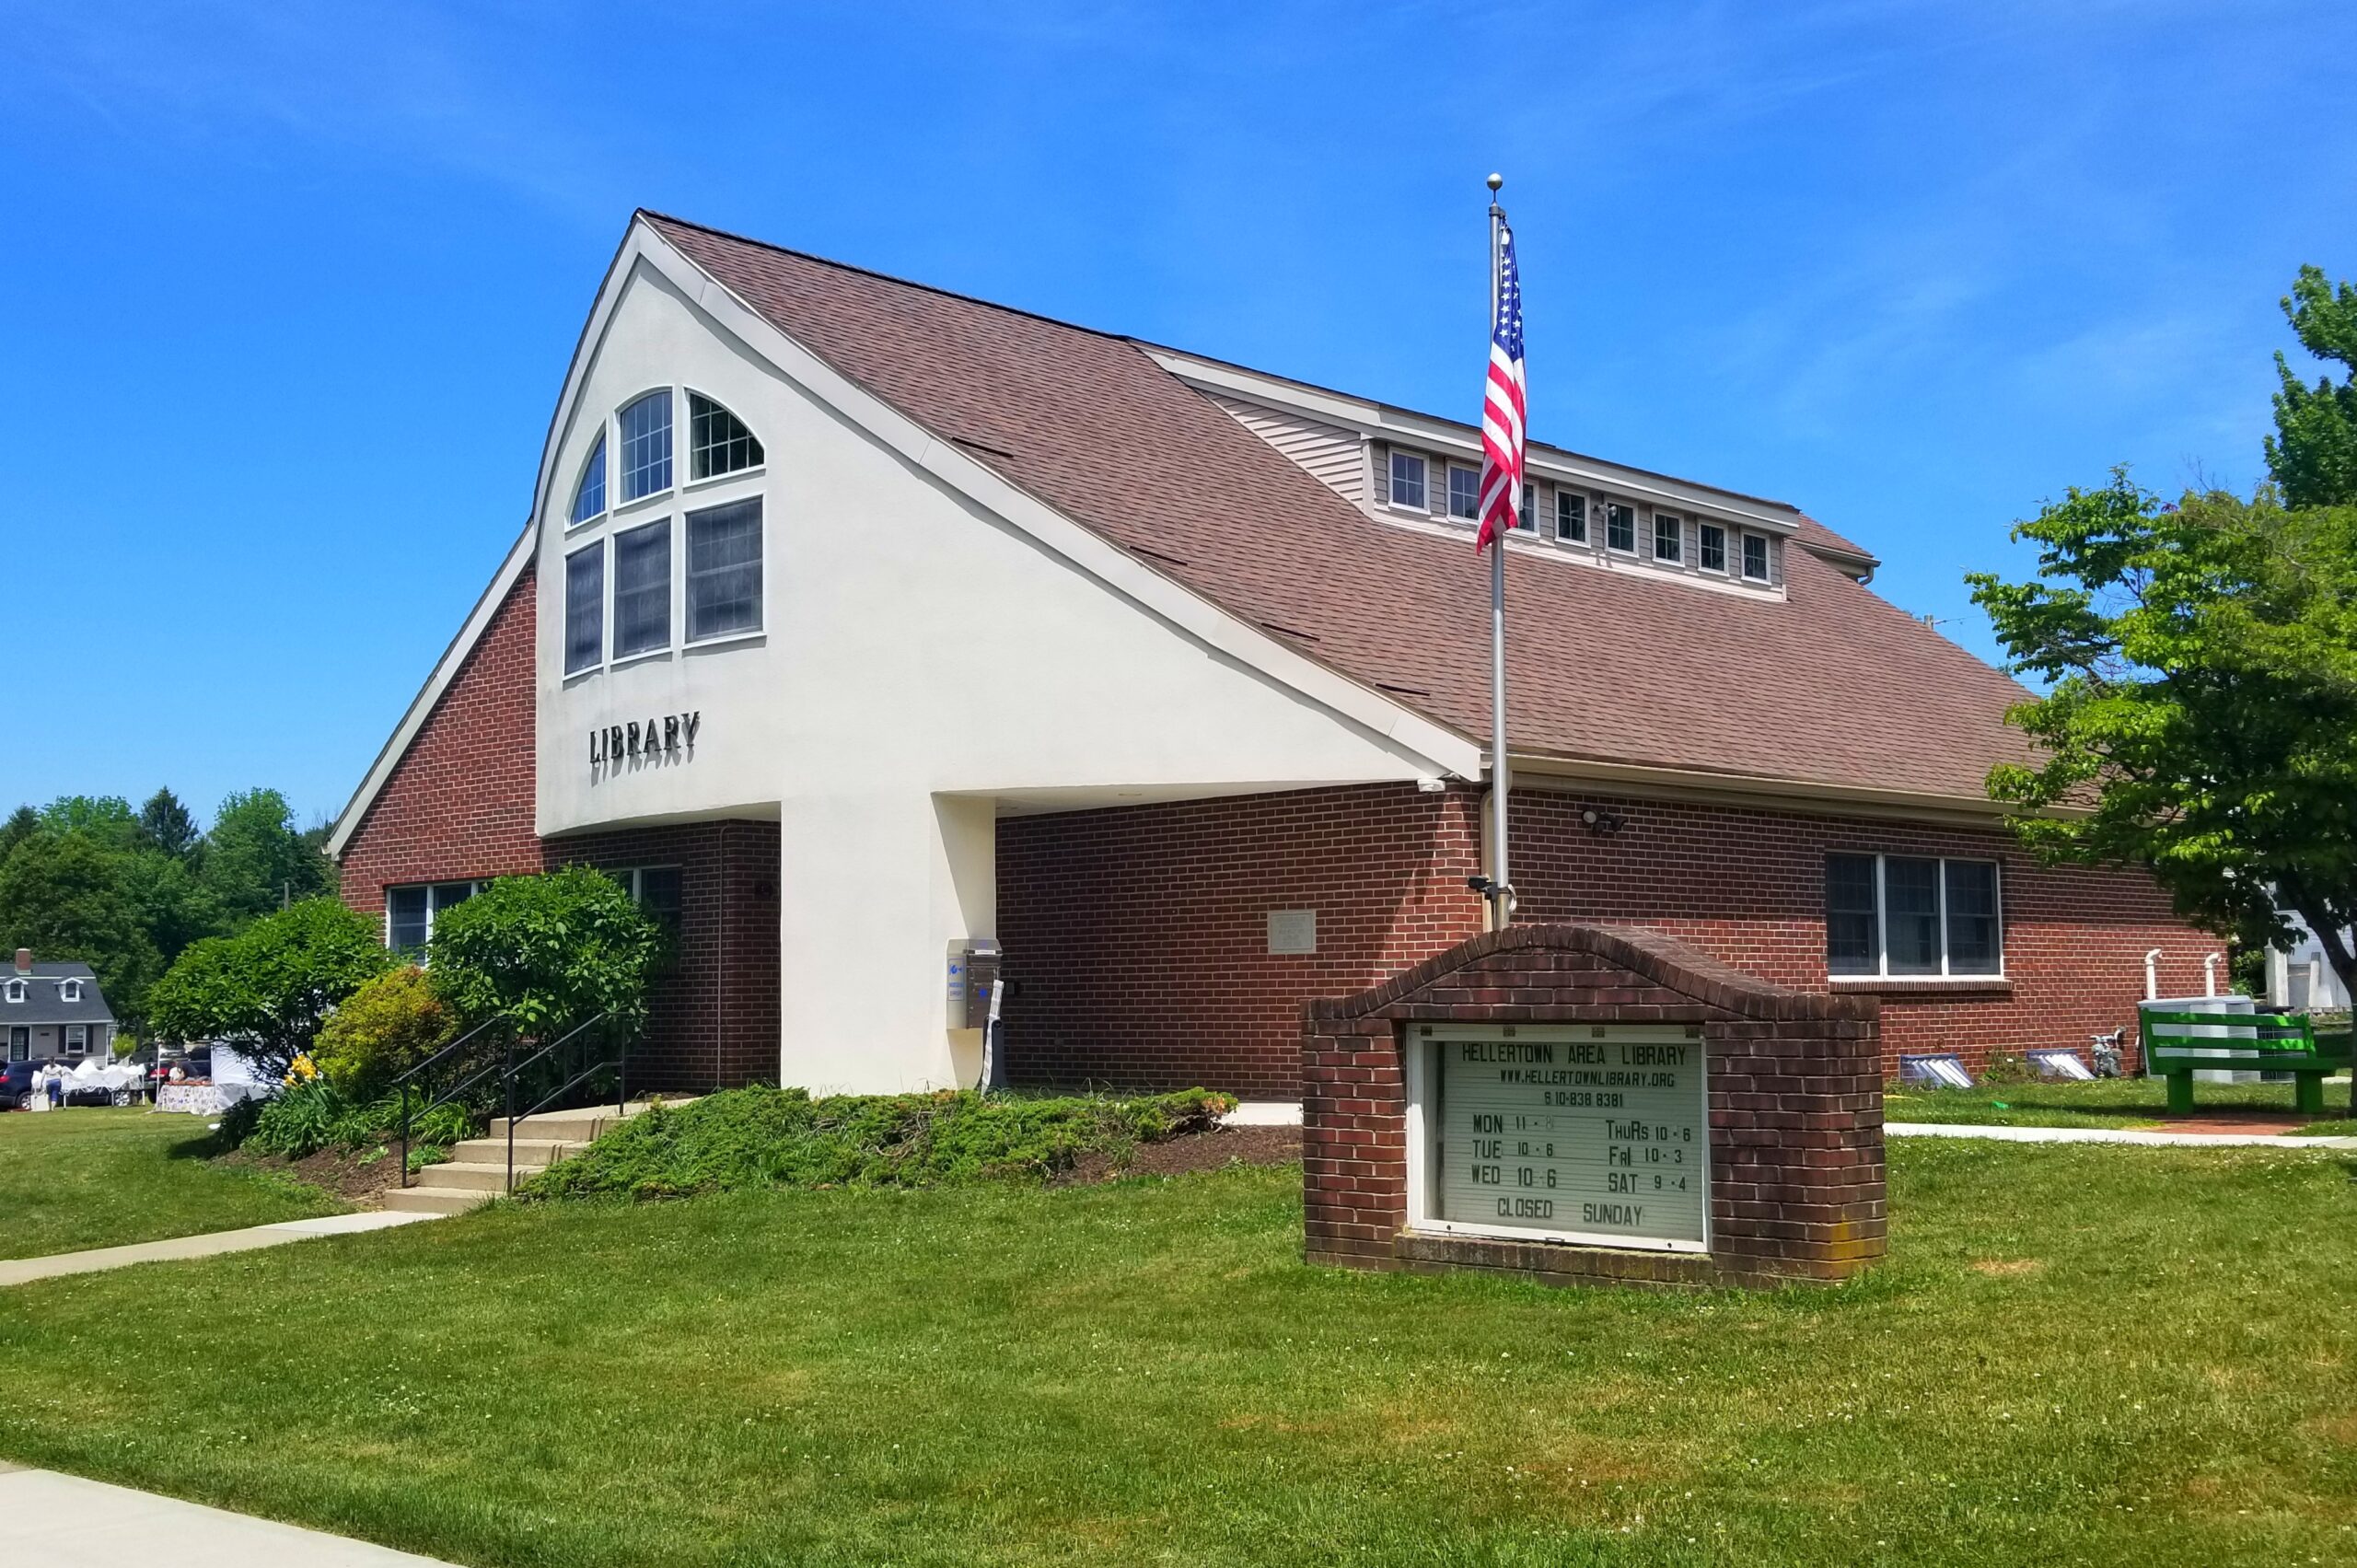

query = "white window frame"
[
  {"left": 615, "top": 388, "right": 677, "bottom": 508},
  {"left": 384, "top": 880, "right": 488, "bottom": 956},
  {"left": 1605, "top": 501, "right": 1638, "bottom": 555},
  {"left": 64, "top": 1024, "right": 87, "bottom": 1057},
  {"left": 1741, "top": 531, "right": 1771, "bottom": 582},
  {"left": 59, "top": 980, "right": 82, "bottom": 1004},
  {"left": 1825, "top": 853, "right": 2005, "bottom": 981},
  {"left": 564, "top": 539, "right": 606, "bottom": 677},
  {"left": 568, "top": 430, "right": 608, "bottom": 529},
  {"left": 683, "top": 497, "right": 765, "bottom": 646},
  {"left": 1446, "top": 463, "right": 1481, "bottom": 522},
  {"left": 1555, "top": 489, "right": 1587, "bottom": 544},
  {"left": 683, "top": 389, "right": 767, "bottom": 489},
  {"left": 1387, "top": 450, "right": 1427, "bottom": 511},
  {"left": 1697, "top": 521, "right": 1727, "bottom": 575},
  {"left": 3, "top": 980, "right": 23, "bottom": 1004},
  {"left": 1652, "top": 512, "right": 1683, "bottom": 563},
  {"left": 610, "top": 517, "right": 674, "bottom": 662}
]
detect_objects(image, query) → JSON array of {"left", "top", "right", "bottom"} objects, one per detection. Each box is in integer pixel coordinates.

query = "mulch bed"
[
  {"left": 214, "top": 1145, "right": 410, "bottom": 1204},
  {"left": 1058, "top": 1123, "right": 1301, "bottom": 1186}
]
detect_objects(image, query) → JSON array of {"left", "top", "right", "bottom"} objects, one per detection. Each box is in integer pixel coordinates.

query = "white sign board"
[
  {"left": 1266, "top": 910, "right": 1317, "bottom": 955},
  {"left": 1417, "top": 1024, "right": 1709, "bottom": 1253}
]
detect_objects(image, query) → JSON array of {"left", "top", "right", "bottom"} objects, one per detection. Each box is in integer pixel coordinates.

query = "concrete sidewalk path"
[
  {"left": 1888, "top": 1121, "right": 2357, "bottom": 1149},
  {"left": 0, "top": 1210, "right": 437, "bottom": 1289},
  {"left": 0, "top": 1464, "right": 466, "bottom": 1565}
]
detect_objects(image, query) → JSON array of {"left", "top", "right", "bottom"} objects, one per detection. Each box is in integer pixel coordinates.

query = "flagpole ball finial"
[{"left": 1486, "top": 172, "right": 1504, "bottom": 193}]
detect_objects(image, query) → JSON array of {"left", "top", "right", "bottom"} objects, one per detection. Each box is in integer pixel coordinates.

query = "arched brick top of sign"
[{"left": 1305, "top": 923, "right": 1879, "bottom": 1025}]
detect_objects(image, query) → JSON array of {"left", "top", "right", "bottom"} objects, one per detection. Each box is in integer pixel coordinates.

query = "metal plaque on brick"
[{"left": 1428, "top": 1025, "right": 1708, "bottom": 1251}]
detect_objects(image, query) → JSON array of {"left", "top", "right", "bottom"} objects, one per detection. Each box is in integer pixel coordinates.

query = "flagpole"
[{"left": 1486, "top": 172, "right": 1512, "bottom": 932}]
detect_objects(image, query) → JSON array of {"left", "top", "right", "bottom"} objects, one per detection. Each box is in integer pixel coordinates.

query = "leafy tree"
[
  {"left": 310, "top": 965, "right": 455, "bottom": 1096},
  {"left": 38, "top": 796, "right": 140, "bottom": 852},
  {"left": 0, "top": 828, "right": 160, "bottom": 1023},
  {"left": 146, "top": 898, "right": 393, "bottom": 1076},
  {"left": 0, "top": 806, "right": 36, "bottom": 860},
  {"left": 1967, "top": 475, "right": 2357, "bottom": 1107},
  {"left": 200, "top": 788, "right": 332, "bottom": 924},
  {"left": 138, "top": 788, "right": 202, "bottom": 859},
  {"left": 2267, "top": 265, "right": 2357, "bottom": 509},
  {"left": 427, "top": 867, "right": 661, "bottom": 1037}
]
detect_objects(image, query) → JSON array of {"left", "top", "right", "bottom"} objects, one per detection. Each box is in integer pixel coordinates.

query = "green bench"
[{"left": 2137, "top": 1005, "right": 2353, "bottom": 1116}]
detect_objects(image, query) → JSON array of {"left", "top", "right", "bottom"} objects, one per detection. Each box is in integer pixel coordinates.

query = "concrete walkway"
[
  {"left": 0, "top": 1211, "right": 437, "bottom": 1289},
  {"left": 0, "top": 1464, "right": 465, "bottom": 1565},
  {"left": 1888, "top": 1121, "right": 2357, "bottom": 1149}
]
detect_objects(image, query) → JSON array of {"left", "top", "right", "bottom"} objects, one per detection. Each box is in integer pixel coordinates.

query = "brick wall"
[
  {"left": 548, "top": 821, "right": 783, "bottom": 1092},
  {"left": 997, "top": 784, "right": 1483, "bottom": 1098},
  {"left": 339, "top": 568, "right": 545, "bottom": 920},
  {"left": 337, "top": 567, "right": 783, "bottom": 1092},
  {"left": 998, "top": 782, "right": 2205, "bottom": 1095},
  {"left": 1303, "top": 923, "right": 1886, "bottom": 1291}
]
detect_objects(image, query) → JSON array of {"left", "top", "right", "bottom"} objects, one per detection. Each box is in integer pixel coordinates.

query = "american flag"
[{"left": 1477, "top": 220, "right": 1526, "bottom": 552}]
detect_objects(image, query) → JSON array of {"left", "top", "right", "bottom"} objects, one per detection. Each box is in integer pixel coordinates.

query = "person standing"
[{"left": 45, "top": 1063, "right": 64, "bottom": 1109}]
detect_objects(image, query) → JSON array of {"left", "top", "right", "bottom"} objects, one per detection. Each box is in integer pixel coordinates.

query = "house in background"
[
  {"left": 3, "top": 948, "right": 117, "bottom": 1062},
  {"left": 2269, "top": 915, "right": 2352, "bottom": 1011}
]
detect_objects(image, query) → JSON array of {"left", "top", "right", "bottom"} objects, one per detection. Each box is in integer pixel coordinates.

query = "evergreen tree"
[
  {"left": 137, "top": 788, "right": 202, "bottom": 859},
  {"left": 2266, "top": 265, "right": 2357, "bottom": 509}
]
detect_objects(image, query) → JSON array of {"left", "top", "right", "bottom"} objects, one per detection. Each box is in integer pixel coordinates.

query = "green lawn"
[
  {"left": 1887, "top": 1073, "right": 2357, "bottom": 1133},
  {"left": 0, "top": 1108, "right": 346, "bottom": 1260},
  {"left": 2, "top": 1143, "right": 2353, "bottom": 1566}
]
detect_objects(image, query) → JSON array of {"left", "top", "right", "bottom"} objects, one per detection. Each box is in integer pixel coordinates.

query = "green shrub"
[
  {"left": 427, "top": 867, "right": 662, "bottom": 1035},
  {"left": 519, "top": 1086, "right": 1236, "bottom": 1201},
  {"left": 312, "top": 965, "right": 454, "bottom": 1097},
  {"left": 242, "top": 1079, "right": 471, "bottom": 1160},
  {"left": 147, "top": 899, "right": 393, "bottom": 1078}
]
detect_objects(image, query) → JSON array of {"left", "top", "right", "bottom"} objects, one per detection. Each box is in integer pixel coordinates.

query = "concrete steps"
[{"left": 377, "top": 1098, "right": 683, "bottom": 1214}]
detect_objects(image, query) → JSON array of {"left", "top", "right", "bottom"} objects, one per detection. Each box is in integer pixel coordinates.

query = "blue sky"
[{"left": 4, "top": 1, "right": 2351, "bottom": 827}]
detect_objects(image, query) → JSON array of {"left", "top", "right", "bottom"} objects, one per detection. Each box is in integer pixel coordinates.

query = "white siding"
[{"left": 1208, "top": 392, "right": 1365, "bottom": 501}]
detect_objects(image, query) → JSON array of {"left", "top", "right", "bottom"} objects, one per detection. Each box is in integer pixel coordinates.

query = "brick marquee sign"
[{"left": 1302, "top": 923, "right": 1887, "bottom": 1290}]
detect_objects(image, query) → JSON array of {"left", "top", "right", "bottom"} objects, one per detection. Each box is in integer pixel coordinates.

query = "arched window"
[
  {"left": 570, "top": 432, "right": 607, "bottom": 525},
  {"left": 689, "top": 393, "right": 763, "bottom": 480},
  {"left": 619, "top": 390, "right": 673, "bottom": 502}
]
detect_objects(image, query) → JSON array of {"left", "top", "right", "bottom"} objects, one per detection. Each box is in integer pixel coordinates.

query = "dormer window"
[
  {"left": 1388, "top": 451, "right": 1426, "bottom": 509},
  {"left": 619, "top": 390, "right": 674, "bottom": 502},
  {"left": 1556, "top": 492, "right": 1586, "bottom": 543},
  {"left": 689, "top": 394, "right": 763, "bottom": 480},
  {"left": 570, "top": 433, "right": 607, "bottom": 525},
  {"left": 3, "top": 980, "right": 22, "bottom": 1004},
  {"left": 1514, "top": 485, "right": 1536, "bottom": 533},
  {"left": 1653, "top": 513, "right": 1682, "bottom": 563},
  {"left": 59, "top": 980, "right": 81, "bottom": 1004},
  {"left": 1606, "top": 503, "right": 1636, "bottom": 553},
  {"left": 1743, "top": 533, "right": 1771, "bottom": 581},
  {"left": 1699, "top": 522, "right": 1726, "bottom": 575},
  {"left": 1446, "top": 465, "right": 1480, "bottom": 521}
]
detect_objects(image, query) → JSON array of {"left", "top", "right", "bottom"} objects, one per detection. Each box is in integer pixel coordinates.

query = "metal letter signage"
[
  {"left": 589, "top": 711, "right": 701, "bottom": 782},
  {"left": 1422, "top": 1024, "right": 1708, "bottom": 1252}
]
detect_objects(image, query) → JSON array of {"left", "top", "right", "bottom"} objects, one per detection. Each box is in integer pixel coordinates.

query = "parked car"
[
  {"left": 64, "top": 1080, "right": 135, "bottom": 1108},
  {"left": 1, "top": 1060, "right": 49, "bottom": 1109}
]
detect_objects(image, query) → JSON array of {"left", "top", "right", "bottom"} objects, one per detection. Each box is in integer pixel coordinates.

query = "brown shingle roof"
[{"left": 646, "top": 213, "right": 2027, "bottom": 801}]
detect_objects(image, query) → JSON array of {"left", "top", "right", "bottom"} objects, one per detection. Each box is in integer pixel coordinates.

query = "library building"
[{"left": 330, "top": 210, "right": 2208, "bottom": 1106}]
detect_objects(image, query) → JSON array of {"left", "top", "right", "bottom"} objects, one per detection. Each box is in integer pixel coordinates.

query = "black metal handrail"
[
  {"left": 503, "top": 1012, "right": 628, "bottom": 1193},
  {"left": 392, "top": 1016, "right": 517, "bottom": 1189}
]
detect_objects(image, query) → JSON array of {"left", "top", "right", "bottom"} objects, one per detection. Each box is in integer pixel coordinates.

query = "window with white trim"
[
  {"left": 1556, "top": 490, "right": 1586, "bottom": 543},
  {"left": 1514, "top": 484, "right": 1536, "bottom": 532},
  {"left": 621, "top": 865, "right": 684, "bottom": 934},
  {"left": 58, "top": 980, "right": 82, "bottom": 1004},
  {"left": 1606, "top": 502, "right": 1636, "bottom": 553},
  {"left": 688, "top": 393, "right": 763, "bottom": 480},
  {"left": 618, "top": 390, "right": 673, "bottom": 502},
  {"left": 1388, "top": 450, "right": 1426, "bottom": 509},
  {"left": 613, "top": 519, "right": 672, "bottom": 657},
  {"left": 570, "top": 432, "right": 607, "bottom": 525},
  {"left": 387, "top": 881, "right": 486, "bottom": 956},
  {"left": 564, "top": 541, "right": 604, "bottom": 675},
  {"left": 686, "top": 498, "right": 762, "bottom": 642},
  {"left": 1653, "top": 512, "right": 1682, "bottom": 563},
  {"left": 3, "top": 980, "right": 22, "bottom": 1004},
  {"left": 1826, "top": 854, "right": 2002, "bottom": 977},
  {"left": 1699, "top": 522, "right": 1726, "bottom": 574},
  {"left": 1446, "top": 464, "right": 1480, "bottom": 521},
  {"left": 65, "top": 1025, "right": 87, "bottom": 1057},
  {"left": 1742, "top": 532, "right": 1771, "bottom": 581}
]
